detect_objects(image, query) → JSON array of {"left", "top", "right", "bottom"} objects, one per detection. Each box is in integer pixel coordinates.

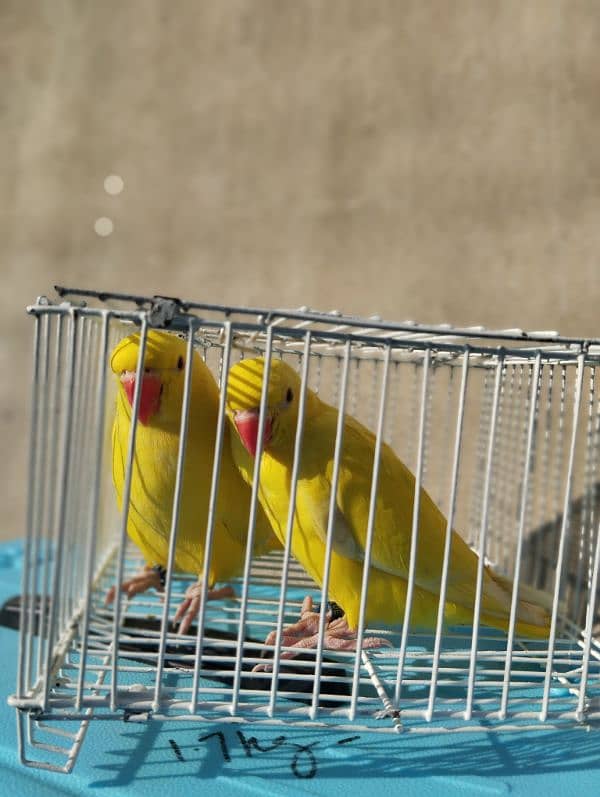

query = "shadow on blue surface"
[
  {"left": 86, "top": 717, "right": 600, "bottom": 789},
  {"left": 3, "top": 539, "right": 599, "bottom": 795}
]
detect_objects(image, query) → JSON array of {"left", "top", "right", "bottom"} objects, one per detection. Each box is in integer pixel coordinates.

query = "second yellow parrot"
[{"left": 225, "top": 356, "right": 550, "bottom": 652}]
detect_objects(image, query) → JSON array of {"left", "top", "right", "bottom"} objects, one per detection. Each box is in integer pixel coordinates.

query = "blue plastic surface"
[{"left": 1, "top": 539, "right": 599, "bottom": 796}]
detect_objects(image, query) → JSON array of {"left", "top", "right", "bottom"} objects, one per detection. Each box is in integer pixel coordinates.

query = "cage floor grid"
[{"left": 20, "top": 546, "right": 600, "bottom": 736}]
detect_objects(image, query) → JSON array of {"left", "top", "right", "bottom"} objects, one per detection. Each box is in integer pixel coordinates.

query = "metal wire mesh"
[{"left": 9, "top": 287, "right": 600, "bottom": 772}]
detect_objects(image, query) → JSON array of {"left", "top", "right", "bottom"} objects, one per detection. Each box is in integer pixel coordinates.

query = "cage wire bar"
[{"left": 7, "top": 287, "right": 600, "bottom": 773}]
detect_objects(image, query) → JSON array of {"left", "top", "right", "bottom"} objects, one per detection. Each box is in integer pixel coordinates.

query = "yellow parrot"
[
  {"left": 225, "top": 356, "right": 550, "bottom": 652},
  {"left": 107, "top": 330, "right": 279, "bottom": 634}
]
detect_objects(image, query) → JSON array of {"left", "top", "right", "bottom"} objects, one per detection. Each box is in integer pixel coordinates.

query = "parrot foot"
[
  {"left": 104, "top": 564, "right": 164, "bottom": 605},
  {"left": 174, "top": 582, "right": 236, "bottom": 636},
  {"left": 253, "top": 595, "right": 392, "bottom": 672}
]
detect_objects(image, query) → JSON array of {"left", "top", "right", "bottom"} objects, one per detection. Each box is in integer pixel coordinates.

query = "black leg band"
[
  {"left": 314, "top": 601, "right": 345, "bottom": 621},
  {"left": 152, "top": 564, "right": 167, "bottom": 589}
]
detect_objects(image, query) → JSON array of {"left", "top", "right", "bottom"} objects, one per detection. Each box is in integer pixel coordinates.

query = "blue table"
[{"left": 1, "top": 540, "right": 598, "bottom": 797}]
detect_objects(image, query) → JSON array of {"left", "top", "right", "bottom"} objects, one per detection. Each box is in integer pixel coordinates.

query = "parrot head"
[
  {"left": 110, "top": 330, "right": 193, "bottom": 426},
  {"left": 226, "top": 357, "right": 309, "bottom": 457}
]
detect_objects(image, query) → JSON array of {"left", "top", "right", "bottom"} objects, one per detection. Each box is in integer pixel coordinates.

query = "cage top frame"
[{"left": 25, "top": 285, "right": 600, "bottom": 367}]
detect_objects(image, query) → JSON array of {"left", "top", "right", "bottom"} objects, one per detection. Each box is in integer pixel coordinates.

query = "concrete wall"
[{"left": 2, "top": 0, "right": 600, "bottom": 538}]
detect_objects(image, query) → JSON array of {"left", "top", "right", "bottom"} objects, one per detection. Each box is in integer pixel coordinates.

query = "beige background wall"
[{"left": 1, "top": 0, "right": 599, "bottom": 539}]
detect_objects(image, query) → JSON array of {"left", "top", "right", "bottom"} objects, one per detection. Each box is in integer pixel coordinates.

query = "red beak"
[
  {"left": 234, "top": 410, "right": 273, "bottom": 457},
  {"left": 121, "top": 372, "right": 162, "bottom": 425}
]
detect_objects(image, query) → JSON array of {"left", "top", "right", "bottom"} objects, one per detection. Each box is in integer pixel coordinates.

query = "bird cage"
[{"left": 8, "top": 286, "right": 600, "bottom": 773}]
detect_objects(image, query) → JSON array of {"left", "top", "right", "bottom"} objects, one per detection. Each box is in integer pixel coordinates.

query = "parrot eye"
[
  {"left": 286, "top": 388, "right": 294, "bottom": 403},
  {"left": 177, "top": 356, "right": 184, "bottom": 370}
]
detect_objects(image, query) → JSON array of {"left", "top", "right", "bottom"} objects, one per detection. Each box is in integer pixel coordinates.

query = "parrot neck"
[{"left": 266, "top": 392, "right": 321, "bottom": 462}]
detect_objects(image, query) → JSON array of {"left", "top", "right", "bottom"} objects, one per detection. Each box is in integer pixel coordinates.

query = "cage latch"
[{"left": 149, "top": 297, "right": 181, "bottom": 327}]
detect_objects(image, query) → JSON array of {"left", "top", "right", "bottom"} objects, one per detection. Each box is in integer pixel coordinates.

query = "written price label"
[{"left": 168, "top": 728, "right": 360, "bottom": 779}]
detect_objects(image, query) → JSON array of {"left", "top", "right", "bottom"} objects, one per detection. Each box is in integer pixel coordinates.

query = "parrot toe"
[
  {"left": 104, "top": 564, "right": 164, "bottom": 605},
  {"left": 174, "top": 582, "right": 236, "bottom": 636},
  {"left": 253, "top": 595, "right": 392, "bottom": 671}
]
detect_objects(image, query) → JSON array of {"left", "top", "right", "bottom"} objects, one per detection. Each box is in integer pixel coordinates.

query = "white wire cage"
[{"left": 8, "top": 286, "right": 600, "bottom": 773}]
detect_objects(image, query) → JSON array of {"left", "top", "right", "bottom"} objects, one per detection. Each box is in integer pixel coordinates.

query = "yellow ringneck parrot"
[
  {"left": 225, "top": 356, "right": 550, "bottom": 649},
  {"left": 108, "top": 330, "right": 279, "bottom": 632}
]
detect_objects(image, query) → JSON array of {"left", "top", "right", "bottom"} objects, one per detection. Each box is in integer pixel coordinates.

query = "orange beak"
[
  {"left": 121, "top": 372, "right": 162, "bottom": 425},
  {"left": 233, "top": 409, "right": 273, "bottom": 457}
]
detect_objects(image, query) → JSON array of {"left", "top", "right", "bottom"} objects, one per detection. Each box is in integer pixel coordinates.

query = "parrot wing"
[
  {"left": 296, "top": 470, "right": 367, "bottom": 565},
  {"left": 303, "top": 409, "right": 526, "bottom": 620},
  {"left": 298, "top": 408, "right": 411, "bottom": 577}
]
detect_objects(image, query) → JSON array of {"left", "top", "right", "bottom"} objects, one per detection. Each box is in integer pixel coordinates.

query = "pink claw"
[
  {"left": 253, "top": 595, "right": 392, "bottom": 672},
  {"left": 174, "top": 583, "right": 236, "bottom": 636},
  {"left": 104, "top": 565, "right": 163, "bottom": 605}
]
